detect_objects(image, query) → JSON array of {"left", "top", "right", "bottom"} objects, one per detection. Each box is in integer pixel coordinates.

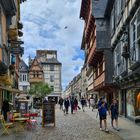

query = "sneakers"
[
  {"left": 105, "top": 128, "right": 109, "bottom": 132},
  {"left": 116, "top": 127, "right": 120, "bottom": 131},
  {"left": 100, "top": 128, "right": 103, "bottom": 131}
]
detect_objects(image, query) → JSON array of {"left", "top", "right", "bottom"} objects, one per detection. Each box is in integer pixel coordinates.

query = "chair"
[
  {"left": 25, "top": 113, "right": 38, "bottom": 130},
  {"left": 0, "top": 115, "right": 13, "bottom": 135},
  {"left": 26, "top": 119, "right": 37, "bottom": 129}
]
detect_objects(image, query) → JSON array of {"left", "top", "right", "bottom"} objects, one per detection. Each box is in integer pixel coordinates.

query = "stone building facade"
[
  {"left": 111, "top": 0, "right": 140, "bottom": 121},
  {"left": 0, "top": 0, "right": 25, "bottom": 109},
  {"left": 80, "top": 0, "right": 115, "bottom": 105},
  {"left": 36, "top": 50, "right": 62, "bottom": 103}
]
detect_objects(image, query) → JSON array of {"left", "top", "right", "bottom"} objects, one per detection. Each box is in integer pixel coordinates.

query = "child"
[
  {"left": 109, "top": 99, "right": 119, "bottom": 131},
  {"left": 98, "top": 100, "right": 108, "bottom": 132}
]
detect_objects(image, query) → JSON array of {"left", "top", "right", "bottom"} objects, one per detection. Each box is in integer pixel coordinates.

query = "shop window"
[
  {"left": 136, "top": 93, "right": 140, "bottom": 115},
  {"left": 126, "top": 90, "right": 135, "bottom": 117}
]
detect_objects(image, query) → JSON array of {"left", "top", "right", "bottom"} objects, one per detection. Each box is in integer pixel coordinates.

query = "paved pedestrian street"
[{"left": 0, "top": 106, "right": 122, "bottom": 140}]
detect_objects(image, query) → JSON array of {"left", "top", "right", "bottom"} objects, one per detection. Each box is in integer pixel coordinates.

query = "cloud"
[{"left": 21, "top": 0, "right": 84, "bottom": 89}]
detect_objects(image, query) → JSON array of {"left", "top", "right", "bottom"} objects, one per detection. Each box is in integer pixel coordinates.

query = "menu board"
[{"left": 42, "top": 103, "right": 55, "bottom": 127}]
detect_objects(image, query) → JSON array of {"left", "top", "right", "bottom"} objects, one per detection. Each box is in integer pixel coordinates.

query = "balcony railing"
[{"left": 94, "top": 72, "right": 105, "bottom": 88}]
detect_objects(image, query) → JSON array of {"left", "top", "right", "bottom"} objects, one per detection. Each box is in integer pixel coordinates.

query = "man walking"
[
  {"left": 81, "top": 97, "right": 86, "bottom": 112},
  {"left": 58, "top": 97, "right": 64, "bottom": 110},
  {"left": 64, "top": 97, "right": 70, "bottom": 114},
  {"left": 70, "top": 96, "right": 75, "bottom": 114}
]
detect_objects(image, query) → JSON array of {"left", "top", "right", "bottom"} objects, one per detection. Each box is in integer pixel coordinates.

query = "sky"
[{"left": 20, "top": 0, "right": 84, "bottom": 90}]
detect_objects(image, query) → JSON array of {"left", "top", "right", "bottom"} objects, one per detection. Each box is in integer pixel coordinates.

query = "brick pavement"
[{"left": 85, "top": 107, "right": 140, "bottom": 140}]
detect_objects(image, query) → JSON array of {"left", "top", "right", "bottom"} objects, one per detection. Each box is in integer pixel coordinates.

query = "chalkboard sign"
[{"left": 42, "top": 103, "right": 55, "bottom": 127}]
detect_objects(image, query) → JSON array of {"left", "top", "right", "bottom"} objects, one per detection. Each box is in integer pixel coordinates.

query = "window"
[
  {"left": 23, "top": 86, "right": 27, "bottom": 91},
  {"left": 20, "top": 74, "right": 22, "bottom": 82},
  {"left": 50, "top": 75, "right": 54, "bottom": 82},
  {"left": 33, "top": 72, "right": 35, "bottom": 78},
  {"left": 50, "top": 65, "right": 54, "bottom": 71},
  {"left": 50, "top": 86, "right": 54, "bottom": 91},
  {"left": 130, "top": 18, "right": 138, "bottom": 62},
  {"left": 23, "top": 74, "right": 27, "bottom": 81},
  {"left": 37, "top": 72, "right": 39, "bottom": 77}
]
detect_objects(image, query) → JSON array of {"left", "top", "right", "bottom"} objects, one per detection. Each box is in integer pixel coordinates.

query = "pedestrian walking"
[
  {"left": 70, "top": 96, "right": 75, "bottom": 114},
  {"left": 88, "top": 97, "right": 90, "bottom": 108},
  {"left": 1, "top": 99, "right": 10, "bottom": 121},
  {"left": 64, "top": 97, "right": 70, "bottom": 114},
  {"left": 90, "top": 95, "right": 95, "bottom": 111},
  {"left": 58, "top": 97, "right": 64, "bottom": 110},
  {"left": 98, "top": 97, "right": 109, "bottom": 132},
  {"left": 74, "top": 97, "right": 78, "bottom": 112},
  {"left": 81, "top": 97, "right": 86, "bottom": 112},
  {"left": 109, "top": 99, "right": 119, "bottom": 131}
]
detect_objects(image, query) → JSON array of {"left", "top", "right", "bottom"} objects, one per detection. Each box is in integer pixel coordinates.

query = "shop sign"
[{"left": 10, "top": 47, "right": 24, "bottom": 55}]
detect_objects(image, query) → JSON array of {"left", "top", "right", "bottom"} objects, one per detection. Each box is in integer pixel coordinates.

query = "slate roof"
[
  {"left": 41, "top": 58, "right": 62, "bottom": 65},
  {"left": 19, "top": 60, "right": 29, "bottom": 72}
]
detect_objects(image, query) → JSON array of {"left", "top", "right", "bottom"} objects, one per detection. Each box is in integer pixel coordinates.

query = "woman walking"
[{"left": 74, "top": 97, "right": 78, "bottom": 112}]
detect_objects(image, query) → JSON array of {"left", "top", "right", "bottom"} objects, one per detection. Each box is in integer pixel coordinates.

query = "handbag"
[{"left": 78, "top": 106, "right": 81, "bottom": 110}]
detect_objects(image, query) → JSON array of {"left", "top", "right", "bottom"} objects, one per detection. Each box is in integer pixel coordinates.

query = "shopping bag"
[{"left": 78, "top": 106, "right": 81, "bottom": 110}]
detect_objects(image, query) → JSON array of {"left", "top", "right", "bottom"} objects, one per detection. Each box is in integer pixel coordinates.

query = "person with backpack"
[{"left": 109, "top": 99, "right": 119, "bottom": 131}]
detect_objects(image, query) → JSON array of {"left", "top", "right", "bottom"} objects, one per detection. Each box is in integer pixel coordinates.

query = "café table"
[
  {"left": 22, "top": 113, "right": 38, "bottom": 129},
  {"left": 13, "top": 117, "right": 29, "bottom": 132}
]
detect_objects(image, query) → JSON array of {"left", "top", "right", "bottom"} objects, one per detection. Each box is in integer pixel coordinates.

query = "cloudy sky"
[{"left": 21, "top": 0, "right": 84, "bottom": 90}]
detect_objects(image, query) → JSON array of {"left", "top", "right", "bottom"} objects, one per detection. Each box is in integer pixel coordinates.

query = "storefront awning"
[
  {"left": 0, "top": 86, "right": 22, "bottom": 93},
  {"left": 47, "top": 93, "right": 61, "bottom": 97}
]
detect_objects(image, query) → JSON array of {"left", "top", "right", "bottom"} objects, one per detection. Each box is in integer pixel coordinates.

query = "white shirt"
[{"left": 90, "top": 98, "right": 95, "bottom": 105}]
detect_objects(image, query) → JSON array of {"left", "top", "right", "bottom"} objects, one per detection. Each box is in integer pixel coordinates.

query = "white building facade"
[
  {"left": 36, "top": 50, "right": 62, "bottom": 103},
  {"left": 18, "top": 60, "right": 30, "bottom": 92}
]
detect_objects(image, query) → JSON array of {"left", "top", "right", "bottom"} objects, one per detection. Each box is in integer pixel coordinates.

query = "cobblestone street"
[{"left": 1, "top": 106, "right": 122, "bottom": 140}]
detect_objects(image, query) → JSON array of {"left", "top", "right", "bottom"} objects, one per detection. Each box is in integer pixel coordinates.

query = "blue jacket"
[
  {"left": 98, "top": 101, "right": 108, "bottom": 116},
  {"left": 81, "top": 98, "right": 86, "bottom": 105}
]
